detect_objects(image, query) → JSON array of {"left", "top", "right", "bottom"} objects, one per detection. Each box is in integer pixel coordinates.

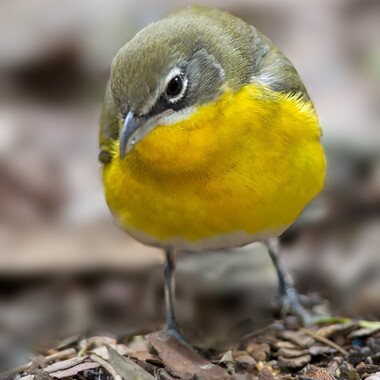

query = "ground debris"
[
  {"left": 299, "top": 365, "right": 336, "bottom": 380},
  {"left": 6, "top": 318, "right": 380, "bottom": 380}
]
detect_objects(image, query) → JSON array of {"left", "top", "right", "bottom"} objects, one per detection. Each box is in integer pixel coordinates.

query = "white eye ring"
[{"left": 163, "top": 67, "right": 187, "bottom": 103}]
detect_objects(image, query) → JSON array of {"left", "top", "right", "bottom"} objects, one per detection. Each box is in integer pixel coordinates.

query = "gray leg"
[
  {"left": 164, "top": 250, "right": 190, "bottom": 344},
  {"left": 265, "top": 238, "right": 312, "bottom": 325}
]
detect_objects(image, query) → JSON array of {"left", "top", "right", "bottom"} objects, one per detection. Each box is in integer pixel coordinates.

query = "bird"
[{"left": 99, "top": 6, "right": 326, "bottom": 345}]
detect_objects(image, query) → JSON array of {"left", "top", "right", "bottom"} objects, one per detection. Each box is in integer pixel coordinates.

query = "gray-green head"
[
  {"left": 103, "top": 6, "right": 308, "bottom": 160},
  {"left": 110, "top": 6, "right": 254, "bottom": 157}
]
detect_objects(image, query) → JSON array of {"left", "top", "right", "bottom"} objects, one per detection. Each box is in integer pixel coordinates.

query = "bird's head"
[{"left": 109, "top": 7, "right": 254, "bottom": 162}]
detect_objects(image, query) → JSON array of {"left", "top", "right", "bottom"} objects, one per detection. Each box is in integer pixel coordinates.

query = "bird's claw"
[{"left": 279, "top": 285, "right": 313, "bottom": 326}]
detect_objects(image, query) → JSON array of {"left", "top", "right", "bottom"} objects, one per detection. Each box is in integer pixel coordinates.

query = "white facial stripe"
[{"left": 158, "top": 106, "right": 195, "bottom": 126}]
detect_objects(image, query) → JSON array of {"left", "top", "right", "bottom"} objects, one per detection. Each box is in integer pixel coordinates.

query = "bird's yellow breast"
[{"left": 102, "top": 84, "right": 326, "bottom": 251}]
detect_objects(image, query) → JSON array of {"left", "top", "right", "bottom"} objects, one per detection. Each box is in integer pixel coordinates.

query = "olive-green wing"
[
  {"left": 98, "top": 80, "right": 122, "bottom": 164},
  {"left": 171, "top": 6, "right": 309, "bottom": 101},
  {"left": 249, "top": 28, "right": 310, "bottom": 101}
]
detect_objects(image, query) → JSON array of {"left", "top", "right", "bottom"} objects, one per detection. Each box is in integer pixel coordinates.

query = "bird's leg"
[
  {"left": 164, "top": 250, "right": 190, "bottom": 345},
  {"left": 265, "top": 238, "right": 312, "bottom": 326}
]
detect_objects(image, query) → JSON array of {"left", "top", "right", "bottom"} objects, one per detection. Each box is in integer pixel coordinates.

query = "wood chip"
[
  {"left": 281, "top": 331, "right": 315, "bottom": 348},
  {"left": 277, "top": 347, "right": 308, "bottom": 358},
  {"left": 48, "top": 362, "right": 100, "bottom": 378},
  {"left": 278, "top": 354, "right": 311, "bottom": 369},
  {"left": 44, "top": 357, "right": 86, "bottom": 373},
  {"left": 107, "top": 346, "right": 155, "bottom": 380}
]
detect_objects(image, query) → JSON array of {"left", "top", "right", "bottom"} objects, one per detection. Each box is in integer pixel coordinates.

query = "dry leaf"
[{"left": 147, "top": 331, "right": 229, "bottom": 380}]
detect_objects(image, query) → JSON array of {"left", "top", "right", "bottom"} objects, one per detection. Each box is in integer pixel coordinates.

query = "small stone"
[{"left": 235, "top": 355, "right": 257, "bottom": 373}]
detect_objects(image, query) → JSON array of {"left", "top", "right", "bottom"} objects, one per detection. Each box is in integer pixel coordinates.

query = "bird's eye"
[{"left": 165, "top": 76, "right": 183, "bottom": 98}]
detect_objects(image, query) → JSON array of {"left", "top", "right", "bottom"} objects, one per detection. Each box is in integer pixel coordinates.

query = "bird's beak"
[
  {"left": 119, "top": 109, "right": 174, "bottom": 159},
  {"left": 119, "top": 111, "right": 142, "bottom": 159}
]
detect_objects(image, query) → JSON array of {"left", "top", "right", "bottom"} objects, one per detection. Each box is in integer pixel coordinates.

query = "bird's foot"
[
  {"left": 164, "top": 319, "right": 193, "bottom": 349},
  {"left": 279, "top": 284, "right": 313, "bottom": 326}
]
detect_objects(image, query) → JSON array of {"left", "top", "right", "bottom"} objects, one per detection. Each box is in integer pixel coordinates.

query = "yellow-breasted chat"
[{"left": 99, "top": 6, "right": 326, "bottom": 344}]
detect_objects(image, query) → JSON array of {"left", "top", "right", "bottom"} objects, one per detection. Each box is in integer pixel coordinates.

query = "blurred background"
[{"left": 0, "top": 0, "right": 379, "bottom": 372}]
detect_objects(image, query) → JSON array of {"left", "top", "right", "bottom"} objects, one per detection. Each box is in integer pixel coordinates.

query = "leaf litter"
[{"left": 3, "top": 318, "right": 380, "bottom": 380}]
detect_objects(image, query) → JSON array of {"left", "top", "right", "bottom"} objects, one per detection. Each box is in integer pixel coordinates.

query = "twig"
[
  {"left": 301, "top": 328, "right": 349, "bottom": 356},
  {"left": 44, "top": 348, "right": 77, "bottom": 364},
  {"left": 90, "top": 354, "right": 122, "bottom": 380}
]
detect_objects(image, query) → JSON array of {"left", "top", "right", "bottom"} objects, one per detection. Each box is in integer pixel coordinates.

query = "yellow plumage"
[{"left": 102, "top": 83, "right": 326, "bottom": 251}]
